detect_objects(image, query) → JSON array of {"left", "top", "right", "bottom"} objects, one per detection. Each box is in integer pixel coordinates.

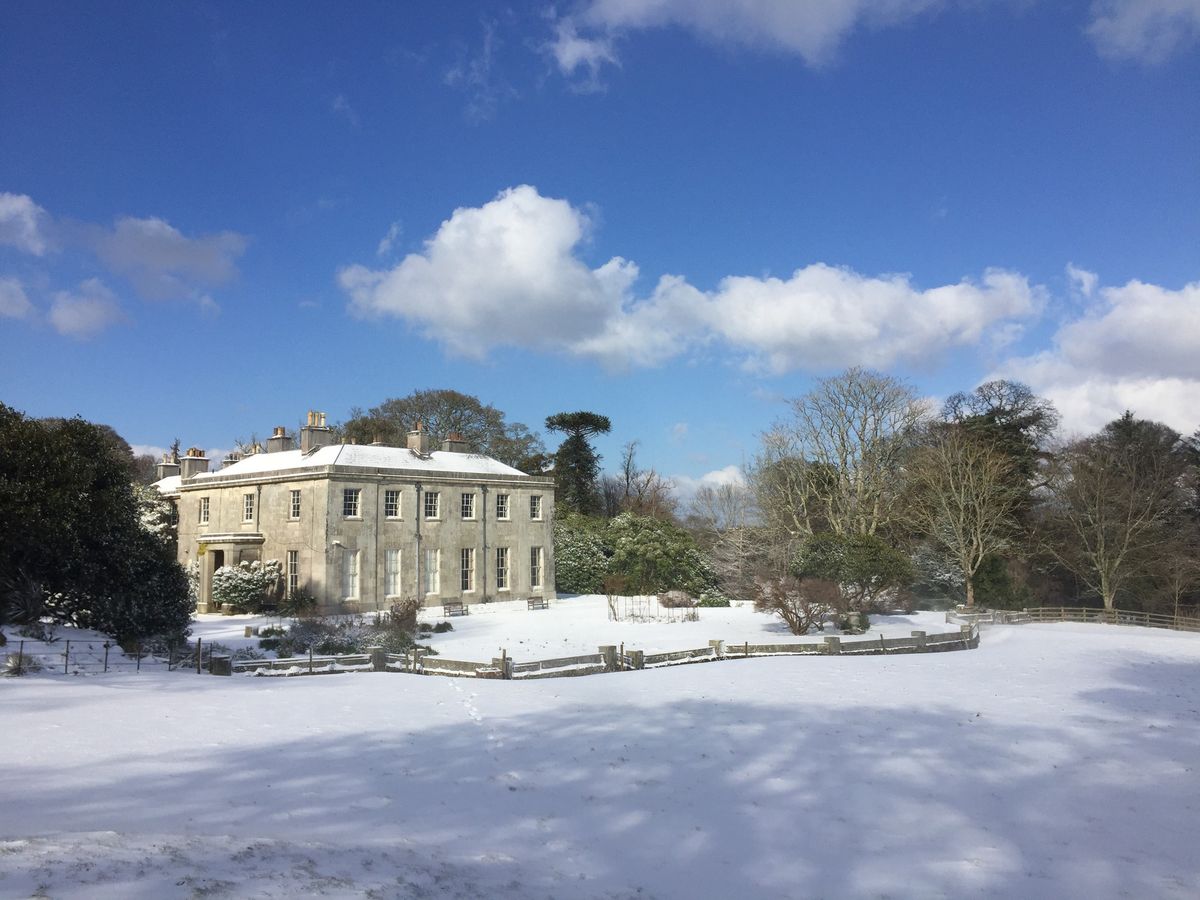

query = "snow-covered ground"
[
  {"left": 188, "top": 595, "right": 959, "bottom": 661},
  {"left": 2, "top": 620, "right": 1198, "bottom": 898}
]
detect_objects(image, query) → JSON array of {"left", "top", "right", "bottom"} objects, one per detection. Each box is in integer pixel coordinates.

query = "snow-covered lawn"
[
  {"left": 3, "top": 622, "right": 1198, "bottom": 898},
  {"left": 188, "top": 595, "right": 959, "bottom": 661}
]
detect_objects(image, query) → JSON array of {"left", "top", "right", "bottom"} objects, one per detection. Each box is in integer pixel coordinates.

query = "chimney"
[
  {"left": 155, "top": 454, "right": 181, "bottom": 481},
  {"left": 406, "top": 421, "right": 432, "bottom": 455},
  {"left": 441, "top": 431, "right": 469, "bottom": 453},
  {"left": 267, "top": 425, "right": 293, "bottom": 453},
  {"left": 300, "top": 410, "right": 335, "bottom": 453},
  {"left": 179, "top": 447, "right": 209, "bottom": 480}
]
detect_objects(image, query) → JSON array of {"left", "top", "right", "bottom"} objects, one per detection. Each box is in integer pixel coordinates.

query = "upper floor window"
[
  {"left": 168, "top": 502, "right": 179, "bottom": 527},
  {"left": 243, "top": 493, "right": 255, "bottom": 522},
  {"left": 199, "top": 497, "right": 209, "bottom": 524},
  {"left": 461, "top": 492, "right": 475, "bottom": 519},
  {"left": 530, "top": 495, "right": 543, "bottom": 520},
  {"left": 384, "top": 489, "right": 401, "bottom": 519},
  {"left": 424, "top": 491, "right": 440, "bottom": 519},
  {"left": 289, "top": 490, "right": 301, "bottom": 520},
  {"left": 343, "top": 488, "right": 361, "bottom": 518},
  {"left": 496, "top": 493, "right": 510, "bottom": 520}
]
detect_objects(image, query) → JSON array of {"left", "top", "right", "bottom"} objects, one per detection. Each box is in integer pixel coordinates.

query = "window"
[
  {"left": 342, "top": 550, "right": 359, "bottom": 599},
  {"left": 424, "top": 491, "right": 440, "bottom": 519},
  {"left": 343, "top": 488, "right": 361, "bottom": 518},
  {"left": 530, "top": 495, "right": 542, "bottom": 520},
  {"left": 168, "top": 502, "right": 179, "bottom": 527},
  {"left": 385, "top": 549, "right": 402, "bottom": 597},
  {"left": 199, "top": 497, "right": 209, "bottom": 524},
  {"left": 286, "top": 550, "right": 299, "bottom": 598},
  {"left": 530, "top": 546, "right": 543, "bottom": 589},
  {"left": 290, "top": 490, "right": 301, "bottom": 520},
  {"left": 423, "top": 549, "right": 440, "bottom": 594},
  {"left": 460, "top": 548, "right": 475, "bottom": 592},
  {"left": 495, "top": 547, "right": 509, "bottom": 590},
  {"left": 384, "top": 489, "right": 401, "bottom": 519},
  {"left": 461, "top": 492, "right": 475, "bottom": 519},
  {"left": 243, "top": 493, "right": 255, "bottom": 522},
  {"left": 496, "top": 493, "right": 510, "bottom": 520}
]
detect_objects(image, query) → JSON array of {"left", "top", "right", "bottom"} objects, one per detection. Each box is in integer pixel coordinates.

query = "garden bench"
[
  {"left": 527, "top": 597, "right": 549, "bottom": 611},
  {"left": 443, "top": 601, "right": 468, "bottom": 617}
]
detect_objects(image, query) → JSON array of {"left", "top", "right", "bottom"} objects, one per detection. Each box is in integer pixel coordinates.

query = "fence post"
[
  {"left": 136, "top": 641, "right": 141, "bottom": 673},
  {"left": 103, "top": 641, "right": 110, "bottom": 673},
  {"left": 824, "top": 636, "right": 841, "bottom": 655},
  {"left": 708, "top": 640, "right": 725, "bottom": 659},
  {"left": 308, "top": 647, "right": 313, "bottom": 674},
  {"left": 744, "top": 641, "right": 749, "bottom": 657},
  {"left": 599, "top": 645, "right": 618, "bottom": 672},
  {"left": 628, "top": 649, "right": 644, "bottom": 670},
  {"left": 17, "top": 641, "right": 24, "bottom": 675},
  {"left": 196, "top": 638, "right": 202, "bottom": 674},
  {"left": 619, "top": 642, "right": 625, "bottom": 670},
  {"left": 369, "top": 646, "right": 386, "bottom": 672},
  {"left": 911, "top": 630, "right": 927, "bottom": 651},
  {"left": 64, "top": 639, "right": 70, "bottom": 674}
]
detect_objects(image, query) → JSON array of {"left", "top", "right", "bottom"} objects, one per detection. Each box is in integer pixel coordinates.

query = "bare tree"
[
  {"left": 753, "top": 575, "right": 839, "bottom": 635},
  {"left": 1041, "top": 415, "right": 1187, "bottom": 611},
  {"left": 612, "top": 441, "right": 678, "bottom": 520},
  {"left": 751, "top": 367, "right": 928, "bottom": 545},
  {"left": 689, "top": 481, "right": 762, "bottom": 598},
  {"left": 905, "top": 426, "right": 1025, "bottom": 607}
]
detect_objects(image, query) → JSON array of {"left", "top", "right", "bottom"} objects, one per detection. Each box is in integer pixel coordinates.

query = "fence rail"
[
  {"left": 948, "top": 606, "right": 1200, "bottom": 634},
  {"left": 2, "top": 637, "right": 211, "bottom": 675},
  {"left": 221, "top": 625, "right": 980, "bottom": 681}
]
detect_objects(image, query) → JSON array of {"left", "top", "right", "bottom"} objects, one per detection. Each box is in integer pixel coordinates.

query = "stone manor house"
[{"left": 153, "top": 412, "right": 556, "bottom": 614}]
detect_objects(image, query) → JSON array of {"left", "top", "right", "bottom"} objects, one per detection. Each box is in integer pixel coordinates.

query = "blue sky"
[{"left": 2, "top": 0, "right": 1198, "bottom": 495}]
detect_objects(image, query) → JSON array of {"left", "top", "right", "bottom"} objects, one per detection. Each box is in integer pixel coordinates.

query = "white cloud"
[
  {"left": 0, "top": 277, "right": 34, "bottom": 319},
  {"left": 671, "top": 464, "right": 748, "bottom": 506},
  {"left": 1066, "top": 263, "right": 1098, "bottom": 298},
  {"left": 376, "top": 221, "right": 403, "bottom": 257},
  {"left": 546, "top": 17, "right": 619, "bottom": 87},
  {"left": 49, "top": 278, "right": 125, "bottom": 339},
  {"left": 997, "top": 278, "right": 1200, "bottom": 434},
  {"left": 0, "top": 192, "right": 52, "bottom": 255},
  {"left": 340, "top": 185, "right": 1042, "bottom": 373},
  {"left": 1086, "top": 0, "right": 1200, "bottom": 63},
  {"left": 552, "top": 0, "right": 945, "bottom": 71},
  {"left": 130, "top": 444, "right": 169, "bottom": 460},
  {"left": 88, "top": 215, "right": 247, "bottom": 302}
]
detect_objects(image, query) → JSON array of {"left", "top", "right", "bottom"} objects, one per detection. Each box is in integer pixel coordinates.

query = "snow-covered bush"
[
  {"left": 607, "top": 513, "right": 720, "bottom": 597},
  {"left": 697, "top": 590, "right": 731, "bottom": 608},
  {"left": 754, "top": 575, "right": 838, "bottom": 636},
  {"left": 553, "top": 514, "right": 610, "bottom": 593},
  {"left": 211, "top": 560, "right": 282, "bottom": 613}
]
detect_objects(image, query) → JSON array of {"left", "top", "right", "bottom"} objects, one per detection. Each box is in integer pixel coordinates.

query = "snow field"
[{"left": 2, "top": 621, "right": 1198, "bottom": 897}]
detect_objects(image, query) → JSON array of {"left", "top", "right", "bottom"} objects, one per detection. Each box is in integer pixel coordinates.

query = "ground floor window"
[
  {"left": 342, "top": 550, "right": 359, "bottom": 599},
  {"left": 423, "top": 548, "right": 440, "bottom": 595},
  {"left": 385, "top": 549, "right": 401, "bottom": 597},
  {"left": 286, "top": 550, "right": 299, "bottom": 597},
  {"left": 530, "top": 546, "right": 543, "bottom": 589},
  {"left": 495, "top": 546, "right": 509, "bottom": 590},
  {"left": 460, "top": 547, "right": 475, "bottom": 592}
]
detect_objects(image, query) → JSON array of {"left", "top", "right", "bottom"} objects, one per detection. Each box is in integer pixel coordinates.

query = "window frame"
[
  {"left": 460, "top": 547, "right": 475, "bottom": 592},
  {"left": 289, "top": 489, "right": 301, "bottom": 520},
  {"left": 384, "top": 548, "right": 402, "bottom": 597},
  {"left": 424, "top": 490, "right": 440, "bottom": 520},
  {"left": 423, "top": 548, "right": 440, "bottom": 595},
  {"left": 343, "top": 549, "right": 359, "bottom": 600},
  {"left": 530, "top": 495, "right": 542, "bottom": 521},
  {"left": 461, "top": 492, "right": 475, "bottom": 520},
  {"left": 199, "top": 497, "right": 209, "bottom": 524},
  {"left": 286, "top": 550, "right": 299, "bottom": 598},
  {"left": 530, "top": 546, "right": 543, "bottom": 589},
  {"left": 242, "top": 493, "right": 255, "bottom": 523},
  {"left": 384, "top": 489, "right": 402, "bottom": 520},
  {"left": 495, "top": 492, "right": 510, "bottom": 521},
  {"left": 495, "top": 546, "right": 509, "bottom": 591},
  {"left": 342, "top": 487, "right": 361, "bottom": 519}
]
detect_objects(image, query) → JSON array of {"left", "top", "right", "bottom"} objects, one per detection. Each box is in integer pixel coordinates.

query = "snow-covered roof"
[
  {"left": 187, "top": 444, "right": 532, "bottom": 483},
  {"left": 153, "top": 474, "right": 181, "bottom": 495}
]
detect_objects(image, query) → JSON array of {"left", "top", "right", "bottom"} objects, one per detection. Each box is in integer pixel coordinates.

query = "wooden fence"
[
  {"left": 226, "top": 624, "right": 980, "bottom": 680},
  {"left": 948, "top": 606, "right": 1200, "bottom": 634}
]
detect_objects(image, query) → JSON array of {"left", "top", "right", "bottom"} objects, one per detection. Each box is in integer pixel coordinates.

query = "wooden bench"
[
  {"left": 527, "top": 597, "right": 549, "bottom": 611},
  {"left": 443, "top": 601, "right": 468, "bottom": 617}
]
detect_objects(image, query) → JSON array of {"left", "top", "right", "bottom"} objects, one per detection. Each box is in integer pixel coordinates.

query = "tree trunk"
[{"left": 965, "top": 577, "right": 975, "bottom": 608}]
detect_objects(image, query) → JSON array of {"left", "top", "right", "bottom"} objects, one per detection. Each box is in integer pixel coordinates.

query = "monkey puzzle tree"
[{"left": 546, "top": 411, "right": 611, "bottom": 516}]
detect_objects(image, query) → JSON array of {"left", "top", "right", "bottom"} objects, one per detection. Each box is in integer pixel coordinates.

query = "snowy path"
[{"left": 2, "top": 622, "right": 1198, "bottom": 898}]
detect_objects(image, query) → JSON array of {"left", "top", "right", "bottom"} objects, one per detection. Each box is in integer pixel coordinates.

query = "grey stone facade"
[{"left": 154, "top": 417, "right": 556, "bottom": 615}]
